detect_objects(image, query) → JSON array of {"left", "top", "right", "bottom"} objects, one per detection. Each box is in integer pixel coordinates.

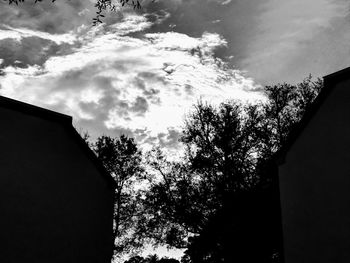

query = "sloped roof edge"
[
  {"left": 0, "top": 95, "right": 116, "bottom": 190},
  {"left": 275, "top": 67, "right": 350, "bottom": 165},
  {"left": 0, "top": 95, "right": 73, "bottom": 124}
]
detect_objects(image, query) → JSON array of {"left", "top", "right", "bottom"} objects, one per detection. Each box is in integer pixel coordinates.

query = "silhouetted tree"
[
  {"left": 79, "top": 77, "right": 322, "bottom": 261},
  {"left": 124, "top": 255, "right": 146, "bottom": 263},
  {"left": 135, "top": 100, "right": 265, "bottom": 253},
  {"left": 136, "top": 148, "right": 204, "bottom": 248},
  {"left": 92, "top": 0, "right": 145, "bottom": 25},
  {"left": 93, "top": 135, "right": 145, "bottom": 258},
  {"left": 124, "top": 254, "right": 180, "bottom": 263},
  {"left": 182, "top": 76, "right": 323, "bottom": 263},
  {"left": 182, "top": 100, "right": 266, "bottom": 191},
  {"left": 158, "top": 258, "right": 180, "bottom": 263},
  {"left": 137, "top": 76, "right": 323, "bottom": 262},
  {"left": 260, "top": 75, "right": 323, "bottom": 157}
]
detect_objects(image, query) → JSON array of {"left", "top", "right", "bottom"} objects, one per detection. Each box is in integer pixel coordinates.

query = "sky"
[
  {"left": 1, "top": 0, "right": 350, "bottom": 260},
  {"left": 1, "top": 0, "right": 350, "bottom": 155}
]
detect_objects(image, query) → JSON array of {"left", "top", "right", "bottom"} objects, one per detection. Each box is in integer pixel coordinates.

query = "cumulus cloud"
[{"left": 0, "top": 12, "right": 262, "bottom": 152}]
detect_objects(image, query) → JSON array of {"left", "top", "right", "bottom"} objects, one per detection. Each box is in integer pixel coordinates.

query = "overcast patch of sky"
[
  {"left": 238, "top": 0, "right": 350, "bottom": 84},
  {"left": 0, "top": 0, "right": 94, "bottom": 33}
]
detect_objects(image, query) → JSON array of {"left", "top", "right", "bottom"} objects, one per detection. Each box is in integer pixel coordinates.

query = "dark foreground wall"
[
  {"left": 279, "top": 78, "right": 350, "bottom": 263},
  {"left": 0, "top": 106, "right": 114, "bottom": 263}
]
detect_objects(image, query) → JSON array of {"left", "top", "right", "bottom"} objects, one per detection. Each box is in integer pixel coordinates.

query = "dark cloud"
[
  {"left": 113, "top": 96, "right": 149, "bottom": 118},
  {"left": 132, "top": 73, "right": 163, "bottom": 104},
  {"left": 184, "top": 84, "right": 194, "bottom": 95},
  {"left": 137, "top": 71, "right": 167, "bottom": 86},
  {"left": 0, "top": 1, "right": 94, "bottom": 33},
  {"left": 131, "top": 96, "right": 149, "bottom": 115},
  {"left": 144, "top": 127, "right": 182, "bottom": 149},
  {"left": 0, "top": 36, "right": 74, "bottom": 69},
  {"left": 160, "top": 127, "right": 182, "bottom": 149}
]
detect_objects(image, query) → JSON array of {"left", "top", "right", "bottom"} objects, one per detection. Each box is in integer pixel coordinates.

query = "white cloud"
[
  {"left": 145, "top": 31, "right": 227, "bottom": 54},
  {"left": 0, "top": 25, "right": 77, "bottom": 44},
  {"left": 78, "top": 8, "right": 90, "bottom": 17},
  {"left": 221, "top": 0, "right": 232, "bottom": 5},
  {"left": 108, "top": 14, "right": 153, "bottom": 35},
  {"left": 0, "top": 13, "right": 263, "bottom": 150},
  {"left": 208, "top": 0, "right": 232, "bottom": 5}
]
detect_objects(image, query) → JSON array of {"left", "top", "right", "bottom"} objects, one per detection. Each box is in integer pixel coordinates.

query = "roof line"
[
  {"left": 0, "top": 95, "right": 72, "bottom": 124},
  {"left": 68, "top": 126, "right": 117, "bottom": 190},
  {"left": 275, "top": 67, "right": 350, "bottom": 164},
  {"left": 0, "top": 95, "right": 116, "bottom": 190}
]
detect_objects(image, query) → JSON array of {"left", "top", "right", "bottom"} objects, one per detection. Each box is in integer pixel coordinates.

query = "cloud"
[
  {"left": 0, "top": 12, "right": 263, "bottom": 152},
  {"left": 140, "top": 0, "right": 269, "bottom": 79},
  {"left": 0, "top": 1, "right": 94, "bottom": 33},
  {"left": 239, "top": 0, "right": 350, "bottom": 84},
  {"left": 157, "top": 127, "right": 182, "bottom": 149},
  {"left": 0, "top": 36, "right": 76, "bottom": 70},
  {"left": 143, "top": 0, "right": 350, "bottom": 86},
  {"left": 209, "top": 0, "right": 232, "bottom": 5},
  {"left": 0, "top": 25, "right": 77, "bottom": 44},
  {"left": 108, "top": 14, "right": 154, "bottom": 35},
  {"left": 221, "top": 0, "right": 232, "bottom": 5}
]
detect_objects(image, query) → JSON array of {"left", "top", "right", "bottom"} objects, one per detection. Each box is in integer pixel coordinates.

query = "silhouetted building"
[
  {"left": 278, "top": 67, "right": 350, "bottom": 263},
  {"left": 0, "top": 96, "right": 115, "bottom": 263}
]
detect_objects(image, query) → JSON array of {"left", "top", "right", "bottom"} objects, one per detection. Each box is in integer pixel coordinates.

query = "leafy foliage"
[
  {"left": 136, "top": 149, "right": 204, "bottom": 248},
  {"left": 124, "top": 254, "right": 180, "bottom": 263},
  {"left": 136, "top": 76, "right": 323, "bottom": 262},
  {"left": 93, "top": 0, "right": 145, "bottom": 25},
  {"left": 79, "top": 76, "right": 322, "bottom": 261},
  {"left": 261, "top": 75, "right": 323, "bottom": 156},
  {"left": 182, "top": 76, "right": 323, "bottom": 263},
  {"left": 93, "top": 135, "right": 145, "bottom": 257},
  {"left": 182, "top": 100, "right": 266, "bottom": 191},
  {"left": 134, "top": 100, "right": 267, "bottom": 252}
]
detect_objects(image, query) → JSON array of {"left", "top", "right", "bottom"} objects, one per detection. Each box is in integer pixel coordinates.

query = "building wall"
[
  {"left": 279, "top": 78, "right": 350, "bottom": 263},
  {"left": 0, "top": 107, "right": 114, "bottom": 263}
]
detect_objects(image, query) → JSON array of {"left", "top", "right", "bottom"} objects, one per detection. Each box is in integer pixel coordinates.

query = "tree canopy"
[
  {"left": 124, "top": 254, "right": 180, "bottom": 263},
  {"left": 92, "top": 135, "right": 146, "bottom": 258},
  {"left": 134, "top": 76, "right": 323, "bottom": 262},
  {"left": 82, "top": 76, "right": 323, "bottom": 262}
]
